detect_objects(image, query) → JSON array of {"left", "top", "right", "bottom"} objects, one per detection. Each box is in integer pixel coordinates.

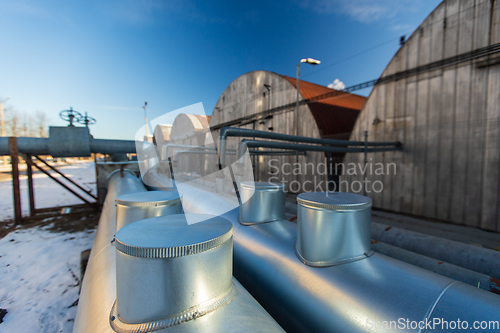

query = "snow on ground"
[
  {"left": 0, "top": 162, "right": 98, "bottom": 332},
  {"left": 0, "top": 224, "right": 96, "bottom": 333},
  {"left": 0, "top": 162, "right": 97, "bottom": 221}
]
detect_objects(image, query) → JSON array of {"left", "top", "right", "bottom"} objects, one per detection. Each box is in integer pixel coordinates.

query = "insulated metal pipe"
[
  {"left": 371, "top": 240, "right": 500, "bottom": 294},
  {"left": 175, "top": 149, "right": 306, "bottom": 156},
  {"left": 0, "top": 137, "right": 50, "bottom": 155},
  {"left": 178, "top": 183, "right": 500, "bottom": 333},
  {"left": 89, "top": 139, "right": 136, "bottom": 155},
  {"left": 237, "top": 139, "right": 401, "bottom": 161},
  {"left": 372, "top": 221, "right": 500, "bottom": 279},
  {"left": 74, "top": 169, "right": 285, "bottom": 333},
  {"left": 0, "top": 137, "right": 136, "bottom": 156},
  {"left": 73, "top": 170, "right": 148, "bottom": 333},
  {"left": 218, "top": 126, "right": 402, "bottom": 167}
]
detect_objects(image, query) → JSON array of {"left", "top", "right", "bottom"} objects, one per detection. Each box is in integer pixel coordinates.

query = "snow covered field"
[
  {"left": 0, "top": 162, "right": 98, "bottom": 332},
  {"left": 0, "top": 225, "right": 96, "bottom": 333}
]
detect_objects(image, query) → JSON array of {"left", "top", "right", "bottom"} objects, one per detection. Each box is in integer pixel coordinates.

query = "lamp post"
[
  {"left": 295, "top": 58, "right": 320, "bottom": 190},
  {"left": 143, "top": 101, "right": 148, "bottom": 139}
]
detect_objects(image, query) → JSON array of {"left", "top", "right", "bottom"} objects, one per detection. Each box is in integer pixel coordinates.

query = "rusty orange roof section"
[
  {"left": 281, "top": 76, "right": 366, "bottom": 109},
  {"left": 280, "top": 75, "right": 366, "bottom": 140}
]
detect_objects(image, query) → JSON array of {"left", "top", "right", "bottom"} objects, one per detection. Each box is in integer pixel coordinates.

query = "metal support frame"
[
  {"left": 25, "top": 154, "right": 35, "bottom": 216},
  {"left": 9, "top": 137, "right": 22, "bottom": 223},
  {"left": 33, "top": 155, "right": 97, "bottom": 200},
  {"left": 24, "top": 158, "right": 95, "bottom": 205}
]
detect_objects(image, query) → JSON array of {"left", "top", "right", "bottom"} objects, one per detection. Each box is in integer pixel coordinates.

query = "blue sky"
[{"left": 0, "top": 0, "right": 441, "bottom": 140}]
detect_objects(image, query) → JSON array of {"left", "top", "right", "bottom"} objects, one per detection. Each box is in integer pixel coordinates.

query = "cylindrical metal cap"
[
  {"left": 115, "top": 191, "right": 182, "bottom": 231},
  {"left": 112, "top": 214, "right": 235, "bottom": 331},
  {"left": 115, "top": 214, "right": 231, "bottom": 258},
  {"left": 295, "top": 192, "right": 373, "bottom": 267},
  {"left": 239, "top": 181, "right": 286, "bottom": 224}
]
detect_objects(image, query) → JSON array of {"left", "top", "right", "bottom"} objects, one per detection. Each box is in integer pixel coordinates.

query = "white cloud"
[{"left": 328, "top": 79, "right": 345, "bottom": 91}]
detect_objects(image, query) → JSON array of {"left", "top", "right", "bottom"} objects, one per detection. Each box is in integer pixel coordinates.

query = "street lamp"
[
  {"left": 295, "top": 58, "right": 320, "bottom": 138},
  {"left": 295, "top": 58, "right": 320, "bottom": 188},
  {"left": 143, "top": 101, "right": 148, "bottom": 138}
]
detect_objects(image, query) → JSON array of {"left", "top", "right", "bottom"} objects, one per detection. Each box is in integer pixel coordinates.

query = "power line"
[
  {"left": 302, "top": 36, "right": 403, "bottom": 79},
  {"left": 211, "top": 42, "right": 500, "bottom": 131},
  {"left": 302, "top": 1, "right": 491, "bottom": 80}
]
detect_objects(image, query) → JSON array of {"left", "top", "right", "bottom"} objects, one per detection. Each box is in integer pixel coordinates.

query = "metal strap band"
[
  {"left": 294, "top": 241, "right": 374, "bottom": 267},
  {"left": 115, "top": 197, "right": 181, "bottom": 208},
  {"left": 237, "top": 214, "right": 279, "bottom": 226},
  {"left": 297, "top": 198, "right": 372, "bottom": 211}
]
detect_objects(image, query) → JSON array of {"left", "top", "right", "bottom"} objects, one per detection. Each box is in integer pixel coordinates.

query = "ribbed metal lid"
[
  {"left": 297, "top": 192, "right": 372, "bottom": 211},
  {"left": 240, "top": 181, "right": 286, "bottom": 190},
  {"left": 116, "top": 191, "right": 181, "bottom": 207},
  {"left": 115, "top": 214, "right": 232, "bottom": 258}
]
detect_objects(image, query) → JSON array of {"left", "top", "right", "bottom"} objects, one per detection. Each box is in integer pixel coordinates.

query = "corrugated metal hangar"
[
  {"left": 153, "top": 0, "right": 500, "bottom": 232},
  {"left": 345, "top": 0, "right": 500, "bottom": 232},
  {"left": 208, "top": 70, "right": 366, "bottom": 191}
]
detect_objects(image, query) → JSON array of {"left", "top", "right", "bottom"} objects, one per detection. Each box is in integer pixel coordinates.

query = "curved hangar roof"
[
  {"left": 169, "top": 114, "right": 211, "bottom": 145},
  {"left": 209, "top": 70, "right": 366, "bottom": 140}
]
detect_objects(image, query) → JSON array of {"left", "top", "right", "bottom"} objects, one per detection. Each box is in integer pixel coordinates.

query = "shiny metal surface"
[
  {"left": 296, "top": 192, "right": 372, "bottom": 266},
  {"left": 115, "top": 214, "right": 233, "bottom": 326},
  {"left": 239, "top": 181, "right": 286, "bottom": 224},
  {"left": 177, "top": 182, "right": 500, "bottom": 333},
  {"left": 124, "top": 279, "right": 285, "bottom": 333},
  {"left": 73, "top": 170, "right": 148, "bottom": 333},
  {"left": 74, "top": 170, "right": 285, "bottom": 333},
  {"left": 115, "top": 191, "right": 182, "bottom": 231},
  {"left": 142, "top": 161, "right": 175, "bottom": 191}
]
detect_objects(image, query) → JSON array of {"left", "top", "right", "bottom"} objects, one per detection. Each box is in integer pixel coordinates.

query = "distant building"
[
  {"left": 345, "top": 0, "right": 500, "bottom": 232},
  {"left": 208, "top": 70, "right": 366, "bottom": 192}
]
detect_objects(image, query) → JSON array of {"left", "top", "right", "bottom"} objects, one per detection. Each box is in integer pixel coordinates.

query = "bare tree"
[
  {"left": 3, "top": 107, "right": 49, "bottom": 138},
  {"left": 34, "top": 111, "right": 48, "bottom": 137},
  {"left": 5, "top": 107, "right": 19, "bottom": 137},
  {"left": 20, "top": 112, "right": 30, "bottom": 137}
]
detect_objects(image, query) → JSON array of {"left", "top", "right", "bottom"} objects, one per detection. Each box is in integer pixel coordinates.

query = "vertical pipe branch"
[{"left": 25, "top": 154, "right": 35, "bottom": 217}]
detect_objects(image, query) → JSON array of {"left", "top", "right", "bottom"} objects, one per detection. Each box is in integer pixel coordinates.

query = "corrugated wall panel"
[{"left": 346, "top": 0, "right": 500, "bottom": 232}]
